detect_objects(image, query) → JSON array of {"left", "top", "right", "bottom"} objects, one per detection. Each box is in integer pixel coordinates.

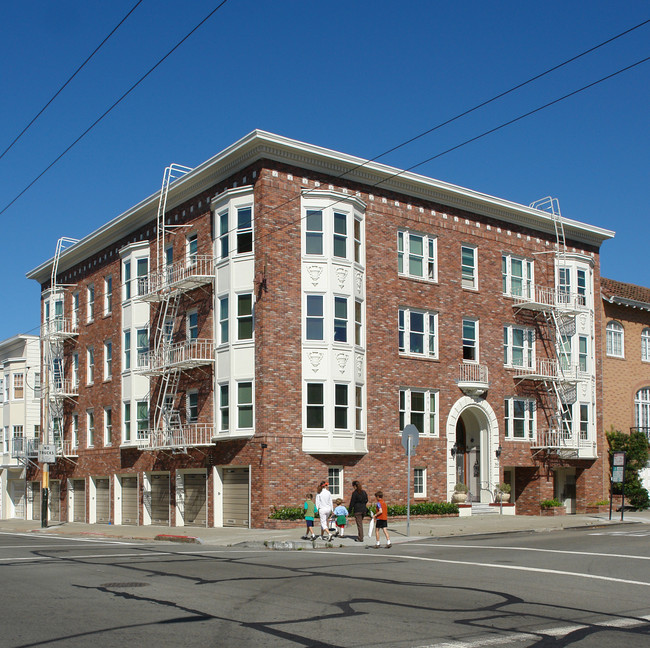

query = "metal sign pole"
[
  {"left": 406, "top": 436, "right": 411, "bottom": 537},
  {"left": 621, "top": 454, "right": 626, "bottom": 522}
]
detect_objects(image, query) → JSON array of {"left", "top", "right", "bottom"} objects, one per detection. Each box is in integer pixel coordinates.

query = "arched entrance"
[{"left": 447, "top": 397, "right": 499, "bottom": 503}]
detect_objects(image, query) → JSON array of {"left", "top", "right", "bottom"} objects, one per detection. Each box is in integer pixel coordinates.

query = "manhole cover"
[{"left": 100, "top": 582, "right": 150, "bottom": 588}]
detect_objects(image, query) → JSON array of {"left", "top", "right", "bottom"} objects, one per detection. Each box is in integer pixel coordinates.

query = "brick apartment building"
[{"left": 23, "top": 130, "right": 615, "bottom": 527}]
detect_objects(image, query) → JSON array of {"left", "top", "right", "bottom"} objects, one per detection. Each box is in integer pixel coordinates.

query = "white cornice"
[{"left": 26, "top": 129, "right": 615, "bottom": 283}]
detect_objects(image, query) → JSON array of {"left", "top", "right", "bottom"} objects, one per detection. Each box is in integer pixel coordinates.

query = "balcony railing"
[
  {"left": 513, "top": 285, "right": 590, "bottom": 313},
  {"left": 49, "top": 378, "right": 79, "bottom": 399},
  {"left": 513, "top": 359, "right": 587, "bottom": 383},
  {"left": 11, "top": 436, "right": 39, "bottom": 459},
  {"left": 136, "top": 339, "right": 215, "bottom": 373},
  {"left": 137, "top": 424, "right": 216, "bottom": 450},
  {"left": 136, "top": 256, "right": 215, "bottom": 301},
  {"left": 457, "top": 363, "right": 489, "bottom": 396},
  {"left": 41, "top": 318, "right": 79, "bottom": 339}
]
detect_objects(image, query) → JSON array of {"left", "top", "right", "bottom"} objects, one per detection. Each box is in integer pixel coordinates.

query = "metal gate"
[
  {"left": 150, "top": 474, "right": 169, "bottom": 525},
  {"left": 183, "top": 473, "right": 206, "bottom": 527},
  {"left": 223, "top": 467, "right": 249, "bottom": 527},
  {"left": 121, "top": 476, "right": 138, "bottom": 525},
  {"left": 95, "top": 478, "right": 110, "bottom": 523},
  {"left": 73, "top": 479, "right": 86, "bottom": 522},
  {"left": 49, "top": 481, "right": 60, "bottom": 521},
  {"left": 31, "top": 482, "right": 41, "bottom": 521}
]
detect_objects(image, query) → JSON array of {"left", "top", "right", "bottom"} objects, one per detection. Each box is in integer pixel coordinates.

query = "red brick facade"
[{"left": 27, "top": 132, "right": 613, "bottom": 526}]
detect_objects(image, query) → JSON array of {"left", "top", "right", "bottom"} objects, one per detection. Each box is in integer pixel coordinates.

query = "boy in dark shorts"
[
  {"left": 373, "top": 490, "right": 391, "bottom": 548},
  {"left": 302, "top": 493, "right": 317, "bottom": 540}
]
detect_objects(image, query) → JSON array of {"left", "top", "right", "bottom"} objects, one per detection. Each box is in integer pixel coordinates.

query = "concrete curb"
[{"left": 154, "top": 534, "right": 202, "bottom": 544}]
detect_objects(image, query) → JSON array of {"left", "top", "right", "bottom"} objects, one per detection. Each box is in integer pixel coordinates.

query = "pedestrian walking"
[
  {"left": 332, "top": 498, "right": 349, "bottom": 537},
  {"left": 301, "top": 493, "right": 317, "bottom": 540},
  {"left": 373, "top": 490, "right": 391, "bottom": 548},
  {"left": 315, "top": 480, "right": 333, "bottom": 541},
  {"left": 349, "top": 480, "right": 368, "bottom": 542}
]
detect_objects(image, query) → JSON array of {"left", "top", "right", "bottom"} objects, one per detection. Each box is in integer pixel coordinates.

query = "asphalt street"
[{"left": 2, "top": 527, "right": 649, "bottom": 647}]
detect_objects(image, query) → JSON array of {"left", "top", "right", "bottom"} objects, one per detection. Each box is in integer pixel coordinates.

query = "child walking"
[
  {"left": 373, "top": 490, "right": 391, "bottom": 548},
  {"left": 332, "top": 498, "right": 349, "bottom": 538},
  {"left": 302, "top": 493, "right": 317, "bottom": 540}
]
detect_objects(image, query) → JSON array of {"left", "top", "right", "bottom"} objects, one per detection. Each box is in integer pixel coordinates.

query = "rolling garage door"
[
  {"left": 223, "top": 467, "right": 249, "bottom": 527},
  {"left": 150, "top": 474, "right": 169, "bottom": 525},
  {"left": 31, "top": 482, "right": 41, "bottom": 521},
  {"left": 121, "top": 476, "right": 138, "bottom": 525},
  {"left": 95, "top": 478, "right": 110, "bottom": 523},
  {"left": 49, "top": 481, "right": 60, "bottom": 522},
  {"left": 73, "top": 479, "right": 86, "bottom": 522},
  {"left": 184, "top": 473, "right": 206, "bottom": 527}
]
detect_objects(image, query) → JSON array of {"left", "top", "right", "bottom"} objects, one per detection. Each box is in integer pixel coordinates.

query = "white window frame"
[
  {"left": 414, "top": 467, "right": 426, "bottom": 498},
  {"left": 104, "top": 340, "right": 112, "bottom": 380},
  {"left": 123, "top": 260, "right": 132, "bottom": 301},
  {"left": 398, "top": 230, "right": 437, "bottom": 282},
  {"left": 219, "top": 384, "right": 229, "bottom": 432},
  {"left": 136, "top": 258, "right": 148, "bottom": 297},
  {"left": 334, "top": 383, "right": 349, "bottom": 430},
  {"left": 578, "top": 335, "right": 589, "bottom": 373},
  {"left": 503, "top": 325, "right": 534, "bottom": 368},
  {"left": 123, "top": 331, "right": 131, "bottom": 371},
  {"left": 136, "top": 328, "right": 149, "bottom": 369},
  {"left": 104, "top": 407, "right": 112, "bottom": 446},
  {"left": 501, "top": 254, "right": 533, "bottom": 298},
  {"left": 12, "top": 373, "right": 24, "bottom": 400},
  {"left": 462, "top": 318, "right": 479, "bottom": 362},
  {"left": 579, "top": 402, "right": 590, "bottom": 441},
  {"left": 72, "top": 291, "right": 80, "bottom": 329},
  {"left": 305, "top": 294, "right": 325, "bottom": 342},
  {"left": 333, "top": 296, "right": 348, "bottom": 344},
  {"left": 104, "top": 276, "right": 112, "bottom": 315},
  {"left": 187, "top": 309, "right": 199, "bottom": 341},
  {"left": 237, "top": 381, "right": 254, "bottom": 430},
  {"left": 186, "top": 232, "right": 198, "bottom": 267},
  {"left": 218, "top": 296, "right": 229, "bottom": 344},
  {"left": 218, "top": 210, "right": 229, "bottom": 259},
  {"left": 399, "top": 388, "right": 439, "bottom": 436},
  {"left": 236, "top": 293, "right": 254, "bottom": 341},
  {"left": 87, "top": 284, "right": 95, "bottom": 322},
  {"left": 87, "top": 347, "right": 94, "bottom": 385},
  {"left": 236, "top": 206, "right": 253, "bottom": 255},
  {"left": 355, "top": 385, "right": 363, "bottom": 433},
  {"left": 398, "top": 308, "right": 438, "bottom": 358},
  {"left": 328, "top": 466, "right": 343, "bottom": 499},
  {"left": 136, "top": 400, "right": 149, "bottom": 440},
  {"left": 504, "top": 398, "right": 536, "bottom": 440},
  {"left": 606, "top": 320, "right": 624, "bottom": 358},
  {"left": 187, "top": 390, "right": 199, "bottom": 424},
  {"left": 123, "top": 402, "right": 131, "bottom": 443},
  {"left": 87, "top": 409, "right": 95, "bottom": 448},
  {"left": 635, "top": 387, "right": 650, "bottom": 432},
  {"left": 72, "top": 413, "right": 79, "bottom": 449},
  {"left": 642, "top": 328, "right": 650, "bottom": 363},
  {"left": 305, "top": 382, "right": 325, "bottom": 430},
  {"left": 461, "top": 245, "right": 477, "bottom": 290}
]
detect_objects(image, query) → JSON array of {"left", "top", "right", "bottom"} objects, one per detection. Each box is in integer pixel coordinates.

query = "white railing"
[
  {"left": 514, "top": 359, "right": 587, "bottom": 382},
  {"left": 513, "top": 285, "right": 589, "bottom": 312},
  {"left": 458, "top": 363, "right": 489, "bottom": 384},
  {"left": 141, "top": 424, "right": 215, "bottom": 449},
  {"left": 11, "top": 436, "right": 39, "bottom": 458},
  {"left": 138, "top": 339, "right": 215, "bottom": 372},
  {"left": 136, "top": 256, "right": 215, "bottom": 299},
  {"left": 49, "top": 378, "right": 79, "bottom": 398},
  {"left": 41, "top": 318, "right": 79, "bottom": 338}
]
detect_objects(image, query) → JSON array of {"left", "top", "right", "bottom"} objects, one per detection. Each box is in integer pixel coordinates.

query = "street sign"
[
  {"left": 38, "top": 444, "right": 56, "bottom": 463},
  {"left": 612, "top": 466, "right": 625, "bottom": 483},
  {"left": 401, "top": 424, "right": 419, "bottom": 456}
]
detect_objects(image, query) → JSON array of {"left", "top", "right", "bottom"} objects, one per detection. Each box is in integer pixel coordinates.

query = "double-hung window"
[
  {"left": 502, "top": 255, "right": 533, "bottom": 298},
  {"left": 87, "top": 347, "right": 94, "bottom": 384},
  {"left": 136, "top": 401, "right": 148, "bottom": 439},
  {"left": 305, "top": 210, "right": 323, "bottom": 255},
  {"left": 328, "top": 467, "right": 343, "bottom": 498},
  {"left": 87, "top": 285, "right": 95, "bottom": 322},
  {"left": 187, "top": 310, "right": 199, "bottom": 341},
  {"left": 355, "top": 385, "right": 363, "bottom": 432},
  {"left": 398, "top": 231, "right": 436, "bottom": 281},
  {"left": 334, "top": 384, "right": 348, "bottom": 429},
  {"left": 306, "top": 295, "right": 324, "bottom": 341},
  {"left": 104, "top": 407, "right": 112, "bottom": 446},
  {"left": 398, "top": 308, "right": 437, "bottom": 357},
  {"left": 72, "top": 353, "right": 79, "bottom": 387},
  {"left": 414, "top": 468, "right": 426, "bottom": 498},
  {"left": 579, "top": 403, "right": 590, "bottom": 440},
  {"left": 219, "top": 384, "right": 229, "bottom": 431},
  {"left": 104, "top": 341, "right": 112, "bottom": 379},
  {"left": 123, "top": 261, "right": 131, "bottom": 300},
  {"left": 354, "top": 300, "right": 363, "bottom": 346},
  {"left": 577, "top": 269, "right": 587, "bottom": 306},
  {"left": 104, "top": 276, "right": 112, "bottom": 315},
  {"left": 504, "top": 398, "right": 535, "bottom": 439},
  {"left": 237, "top": 294, "right": 253, "bottom": 340},
  {"left": 462, "top": 319, "right": 478, "bottom": 361},
  {"left": 333, "top": 212, "right": 347, "bottom": 259},
  {"left": 123, "top": 403, "right": 131, "bottom": 442},
  {"left": 606, "top": 321, "right": 624, "bottom": 358},
  {"left": 72, "top": 414, "right": 79, "bottom": 448},
  {"left": 306, "top": 383, "right": 324, "bottom": 429},
  {"left": 13, "top": 374, "right": 24, "bottom": 400},
  {"left": 72, "top": 292, "right": 80, "bottom": 329},
  {"left": 219, "top": 296, "right": 229, "bottom": 344},
  {"left": 136, "top": 329, "right": 149, "bottom": 368},
  {"left": 399, "top": 388, "right": 438, "bottom": 436},
  {"left": 237, "top": 382, "right": 253, "bottom": 429},
  {"left": 354, "top": 217, "right": 362, "bottom": 263},
  {"left": 578, "top": 336, "right": 589, "bottom": 372},
  {"left": 87, "top": 410, "right": 95, "bottom": 447},
  {"left": 642, "top": 328, "right": 650, "bottom": 363},
  {"left": 334, "top": 297, "right": 348, "bottom": 343},
  {"left": 136, "top": 258, "right": 148, "bottom": 296},
  {"left": 503, "top": 325, "right": 534, "bottom": 368},
  {"left": 123, "top": 331, "right": 131, "bottom": 370},
  {"left": 218, "top": 211, "right": 229, "bottom": 259},
  {"left": 187, "top": 234, "right": 198, "bottom": 267},
  {"left": 461, "top": 245, "right": 477, "bottom": 290},
  {"left": 635, "top": 388, "right": 650, "bottom": 433},
  {"left": 187, "top": 391, "right": 198, "bottom": 424},
  {"left": 237, "top": 207, "right": 253, "bottom": 254}
]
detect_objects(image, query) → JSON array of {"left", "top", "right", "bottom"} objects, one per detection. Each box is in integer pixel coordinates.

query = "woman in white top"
[{"left": 315, "top": 481, "right": 334, "bottom": 541}]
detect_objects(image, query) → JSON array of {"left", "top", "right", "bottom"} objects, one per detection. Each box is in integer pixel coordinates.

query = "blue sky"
[{"left": 1, "top": 1, "right": 648, "bottom": 342}]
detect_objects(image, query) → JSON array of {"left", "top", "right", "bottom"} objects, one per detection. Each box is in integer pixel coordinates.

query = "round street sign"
[{"left": 401, "top": 423, "right": 420, "bottom": 455}]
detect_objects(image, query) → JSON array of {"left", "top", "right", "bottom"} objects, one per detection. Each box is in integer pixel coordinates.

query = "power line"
[
  {"left": 0, "top": 0, "right": 145, "bottom": 163},
  {"left": 0, "top": 0, "right": 232, "bottom": 218}
]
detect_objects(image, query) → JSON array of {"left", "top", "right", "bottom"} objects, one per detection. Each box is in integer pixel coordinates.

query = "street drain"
[{"left": 100, "top": 582, "right": 150, "bottom": 588}]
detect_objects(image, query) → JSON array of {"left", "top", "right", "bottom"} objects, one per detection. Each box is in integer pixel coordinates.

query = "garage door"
[
  {"left": 73, "top": 479, "right": 86, "bottom": 522},
  {"left": 10, "top": 481, "right": 25, "bottom": 518},
  {"left": 49, "top": 481, "right": 60, "bottom": 522},
  {"left": 150, "top": 474, "right": 169, "bottom": 525},
  {"left": 31, "top": 482, "right": 41, "bottom": 521},
  {"left": 95, "top": 478, "right": 110, "bottom": 523},
  {"left": 121, "top": 476, "right": 138, "bottom": 525},
  {"left": 184, "top": 473, "right": 206, "bottom": 527},
  {"left": 223, "top": 467, "right": 249, "bottom": 527}
]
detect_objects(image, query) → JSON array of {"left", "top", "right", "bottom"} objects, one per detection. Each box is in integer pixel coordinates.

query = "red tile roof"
[{"left": 601, "top": 277, "right": 650, "bottom": 308}]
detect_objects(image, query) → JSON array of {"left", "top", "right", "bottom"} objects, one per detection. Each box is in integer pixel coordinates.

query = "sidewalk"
[{"left": 2, "top": 510, "right": 648, "bottom": 549}]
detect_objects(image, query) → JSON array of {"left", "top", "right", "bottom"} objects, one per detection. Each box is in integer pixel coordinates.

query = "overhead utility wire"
[
  {"left": 212, "top": 18, "right": 650, "bottom": 245},
  {"left": 0, "top": 0, "right": 144, "bottom": 162},
  {"left": 247, "top": 53, "right": 650, "bottom": 248},
  {"left": 0, "top": 0, "right": 231, "bottom": 217}
]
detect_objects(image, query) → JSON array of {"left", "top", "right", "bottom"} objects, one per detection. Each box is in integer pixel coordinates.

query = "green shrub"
[
  {"left": 498, "top": 482, "right": 511, "bottom": 494},
  {"left": 454, "top": 483, "right": 468, "bottom": 493},
  {"left": 268, "top": 506, "right": 303, "bottom": 520},
  {"left": 540, "top": 498, "right": 563, "bottom": 509},
  {"left": 607, "top": 428, "right": 650, "bottom": 510},
  {"left": 588, "top": 500, "right": 609, "bottom": 507},
  {"left": 387, "top": 502, "right": 459, "bottom": 516}
]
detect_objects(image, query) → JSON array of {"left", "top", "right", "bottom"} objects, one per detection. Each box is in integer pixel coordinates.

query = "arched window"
[
  {"left": 642, "top": 328, "right": 650, "bottom": 362},
  {"left": 635, "top": 387, "right": 650, "bottom": 436},
  {"left": 606, "top": 320, "right": 624, "bottom": 358}
]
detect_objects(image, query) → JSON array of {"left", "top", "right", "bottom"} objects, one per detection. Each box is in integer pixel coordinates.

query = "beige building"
[{"left": 0, "top": 334, "right": 41, "bottom": 519}]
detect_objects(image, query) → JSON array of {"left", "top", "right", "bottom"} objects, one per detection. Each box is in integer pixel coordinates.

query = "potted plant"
[
  {"left": 539, "top": 498, "right": 566, "bottom": 515},
  {"left": 497, "top": 482, "right": 511, "bottom": 503},
  {"left": 452, "top": 483, "right": 469, "bottom": 503}
]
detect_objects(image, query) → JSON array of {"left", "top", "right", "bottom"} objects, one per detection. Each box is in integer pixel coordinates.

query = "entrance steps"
[{"left": 471, "top": 502, "right": 500, "bottom": 516}]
